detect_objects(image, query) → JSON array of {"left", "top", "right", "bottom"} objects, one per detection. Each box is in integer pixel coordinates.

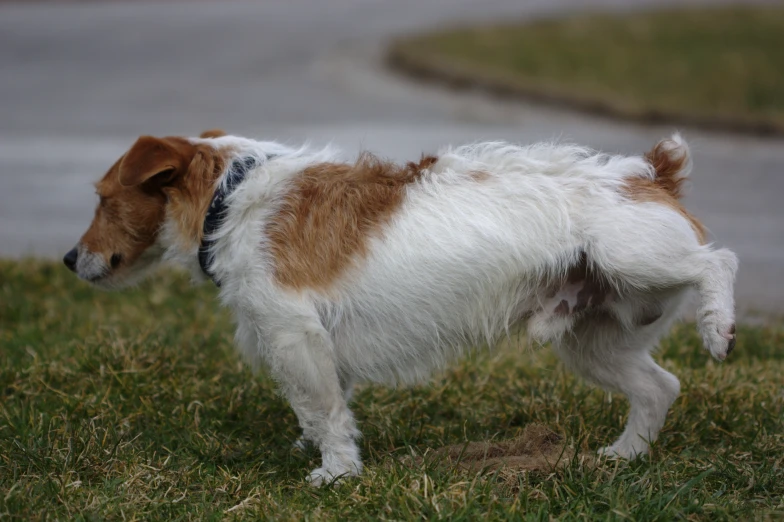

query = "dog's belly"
[{"left": 325, "top": 282, "right": 540, "bottom": 385}]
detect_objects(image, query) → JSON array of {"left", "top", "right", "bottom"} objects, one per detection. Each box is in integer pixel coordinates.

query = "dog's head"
[{"left": 64, "top": 130, "right": 227, "bottom": 288}]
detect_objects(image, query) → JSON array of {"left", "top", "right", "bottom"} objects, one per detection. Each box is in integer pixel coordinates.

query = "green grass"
[
  {"left": 389, "top": 6, "right": 784, "bottom": 133},
  {"left": 1, "top": 260, "right": 784, "bottom": 520}
]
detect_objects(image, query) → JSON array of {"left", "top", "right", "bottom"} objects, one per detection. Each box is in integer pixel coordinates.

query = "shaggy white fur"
[{"left": 79, "top": 133, "right": 739, "bottom": 486}]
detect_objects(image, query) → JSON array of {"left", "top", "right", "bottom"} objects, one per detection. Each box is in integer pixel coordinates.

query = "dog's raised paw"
[
  {"left": 725, "top": 324, "right": 737, "bottom": 355},
  {"left": 712, "top": 324, "right": 736, "bottom": 360},
  {"left": 704, "top": 322, "right": 737, "bottom": 361}
]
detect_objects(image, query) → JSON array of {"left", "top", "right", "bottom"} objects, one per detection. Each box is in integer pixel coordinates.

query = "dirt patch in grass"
[
  {"left": 389, "top": 6, "right": 784, "bottom": 136},
  {"left": 429, "top": 423, "right": 578, "bottom": 472}
]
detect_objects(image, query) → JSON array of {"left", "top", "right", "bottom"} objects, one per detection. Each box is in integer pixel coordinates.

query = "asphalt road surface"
[{"left": 1, "top": 0, "right": 782, "bottom": 316}]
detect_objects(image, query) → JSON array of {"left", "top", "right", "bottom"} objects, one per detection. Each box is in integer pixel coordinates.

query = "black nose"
[{"left": 63, "top": 247, "right": 78, "bottom": 272}]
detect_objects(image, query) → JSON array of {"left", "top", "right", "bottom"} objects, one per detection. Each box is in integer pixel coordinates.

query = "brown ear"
[
  {"left": 118, "top": 136, "right": 193, "bottom": 187},
  {"left": 199, "top": 129, "right": 226, "bottom": 139}
]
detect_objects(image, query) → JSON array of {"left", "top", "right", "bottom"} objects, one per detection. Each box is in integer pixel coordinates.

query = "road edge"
[{"left": 387, "top": 39, "right": 784, "bottom": 139}]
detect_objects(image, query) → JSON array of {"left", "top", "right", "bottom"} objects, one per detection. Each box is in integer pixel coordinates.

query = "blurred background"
[{"left": 1, "top": 0, "right": 782, "bottom": 315}]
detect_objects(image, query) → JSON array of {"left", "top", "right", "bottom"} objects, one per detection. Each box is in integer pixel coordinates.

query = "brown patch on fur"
[
  {"left": 81, "top": 136, "right": 229, "bottom": 272},
  {"left": 199, "top": 129, "right": 227, "bottom": 139},
  {"left": 470, "top": 170, "right": 491, "bottom": 182},
  {"left": 118, "top": 136, "right": 195, "bottom": 187},
  {"left": 266, "top": 154, "right": 437, "bottom": 290},
  {"left": 644, "top": 140, "right": 689, "bottom": 200},
  {"left": 163, "top": 147, "right": 228, "bottom": 248},
  {"left": 412, "top": 155, "right": 438, "bottom": 172},
  {"left": 622, "top": 142, "right": 707, "bottom": 243}
]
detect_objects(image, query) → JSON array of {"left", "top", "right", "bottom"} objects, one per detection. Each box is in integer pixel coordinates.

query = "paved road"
[{"left": 1, "top": 0, "right": 782, "bottom": 315}]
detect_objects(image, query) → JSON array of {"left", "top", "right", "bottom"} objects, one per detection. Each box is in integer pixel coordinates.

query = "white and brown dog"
[{"left": 65, "top": 129, "right": 737, "bottom": 485}]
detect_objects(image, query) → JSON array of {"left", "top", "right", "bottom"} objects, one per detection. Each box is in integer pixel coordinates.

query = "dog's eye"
[{"left": 110, "top": 253, "right": 122, "bottom": 269}]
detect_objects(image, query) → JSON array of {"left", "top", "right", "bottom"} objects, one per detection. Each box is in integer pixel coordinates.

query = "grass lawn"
[
  {"left": 389, "top": 6, "right": 784, "bottom": 134},
  {"left": 1, "top": 260, "right": 784, "bottom": 520}
]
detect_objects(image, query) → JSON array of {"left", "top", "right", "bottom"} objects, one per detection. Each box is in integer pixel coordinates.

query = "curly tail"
[{"left": 645, "top": 133, "right": 692, "bottom": 200}]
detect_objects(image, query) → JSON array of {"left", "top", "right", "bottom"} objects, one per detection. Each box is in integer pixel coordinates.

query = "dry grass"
[
  {"left": 1, "top": 259, "right": 784, "bottom": 520},
  {"left": 389, "top": 6, "right": 784, "bottom": 135}
]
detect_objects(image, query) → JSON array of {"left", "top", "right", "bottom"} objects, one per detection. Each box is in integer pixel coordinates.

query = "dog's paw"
[
  {"left": 307, "top": 467, "right": 335, "bottom": 487},
  {"left": 307, "top": 467, "right": 357, "bottom": 487},
  {"left": 598, "top": 440, "right": 648, "bottom": 460},
  {"left": 704, "top": 323, "right": 736, "bottom": 361}
]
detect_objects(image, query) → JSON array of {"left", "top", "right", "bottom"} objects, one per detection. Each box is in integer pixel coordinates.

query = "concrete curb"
[{"left": 387, "top": 41, "right": 784, "bottom": 138}]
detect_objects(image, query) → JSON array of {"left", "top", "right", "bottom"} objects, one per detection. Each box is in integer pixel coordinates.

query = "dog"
[{"left": 64, "top": 129, "right": 737, "bottom": 485}]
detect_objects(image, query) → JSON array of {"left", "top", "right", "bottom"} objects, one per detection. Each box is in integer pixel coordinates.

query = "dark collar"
[{"left": 198, "top": 156, "right": 261, "bottom": 286}]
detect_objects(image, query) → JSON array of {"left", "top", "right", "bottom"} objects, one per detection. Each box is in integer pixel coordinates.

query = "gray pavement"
[{"left": 1, "top": 0, "right": 782, "bottom": 315}]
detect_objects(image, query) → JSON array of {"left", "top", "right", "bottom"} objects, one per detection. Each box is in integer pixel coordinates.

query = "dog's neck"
[
  {"left": 197, "top": 156, "right": 261, "bottom": 286},
  {"left": 155, "top": 145, "right": 253, "bottom": 283},
  {"left": 157, "top": 138, "right": 327, "bottom": 285}
]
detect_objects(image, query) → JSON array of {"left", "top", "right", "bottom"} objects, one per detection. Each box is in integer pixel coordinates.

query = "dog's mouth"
[
  {"left": 80, "top": 266, "right": 135, "bottom": 291},
  {"left": 65, "top": 245, "right": 118, "bottom": 286},
  {"left": 80, "top": 266, "right": 114, "bottom": 287},
  {"left": 84, "top": 254, "right": 123, "bottom": 283},
  {"left": 84, "top": 270, "right": 110, "bottom": 283}
]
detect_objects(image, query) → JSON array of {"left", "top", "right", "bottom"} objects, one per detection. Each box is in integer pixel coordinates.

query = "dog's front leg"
[
  {"left": 292, "top": 373, "right": 357, "bottom": 451},
  {"left": 266, "top": 320, "right": 362, "bottom": 486}
]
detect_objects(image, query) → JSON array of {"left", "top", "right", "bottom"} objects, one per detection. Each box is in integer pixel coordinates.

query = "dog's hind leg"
[
  {"left": 589, "top": 211, "right": 738, "bottom": 360},
  {"left": 264, "top": 318, "right": 362, "bottom": 485},
  {"left": 693, "top": 248, "right": 738, "bottom": 360},
  {"left": 553, "top": 302, "right": 684, "bottom": 459}
]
